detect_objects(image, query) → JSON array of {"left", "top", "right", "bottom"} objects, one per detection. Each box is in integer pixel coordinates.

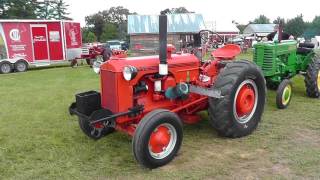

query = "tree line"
[
  {"left": 82, "top": 6, "right": 194, "bottom": 43},
  {"left": 0, "top": 0, "right": 71, "bottom": 20},
  {"left": 1, "top": 2, "right": 320, "bottom": 42},
  {"left": 236, "top": 14, "right": 320, "bottom": 39}
]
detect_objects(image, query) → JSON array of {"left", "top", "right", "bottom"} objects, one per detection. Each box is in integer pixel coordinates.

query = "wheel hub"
[
  {"left": 236, "top": 84, "right": 255, "bottom": 117},
  {"left": 1, "top": 64, "right": 10, "bottom": 73},
  {"left": 233, "top": 79, "right": 258, "bottom": 124},
  {"left": 148, "top": 123, "right": 177, "bottom": 159},
  {"left": 282, "top": 85, "right": 292, "bottom": 105},
  {"left": 149, "top": 126, "right": 171, "bottom": 153}
]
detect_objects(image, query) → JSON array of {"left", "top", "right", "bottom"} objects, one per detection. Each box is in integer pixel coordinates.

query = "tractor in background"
[
  {"left": 69, "top": 15, "right": 266, "bottom": 168},
  {"left": 253, "top": 36, "right": 320, "bottom": 109}
]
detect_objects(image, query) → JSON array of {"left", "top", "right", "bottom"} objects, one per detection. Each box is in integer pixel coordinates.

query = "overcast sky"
[{"left": 65, "top": 0, "right": 320, "bottom": 26}]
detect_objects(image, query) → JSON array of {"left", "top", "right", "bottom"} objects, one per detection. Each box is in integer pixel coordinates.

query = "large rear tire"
[
  {"left": 208, "top": 60, "right": 266, "bottom": 138},
  {"left": 305, "top": 58, "right": 320, "bottom": 98},
  {"left": 132, "top": 109, "right": 183, "bottom": 169}
]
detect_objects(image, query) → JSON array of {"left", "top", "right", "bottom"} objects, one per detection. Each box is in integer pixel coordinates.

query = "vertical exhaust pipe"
[{"left": 159, "top": 14, "right": 168, "bottom": 75}]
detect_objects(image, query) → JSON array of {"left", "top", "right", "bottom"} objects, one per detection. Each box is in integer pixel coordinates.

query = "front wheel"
[
  {"left": 132, "top": 109, "right": 183, "bottom": 169},
  {"left": 276, "top": 79, "right": 292, "bottom": 109},
  {"left": 208, "top": 60, "right": 266, "bottom": 138}
]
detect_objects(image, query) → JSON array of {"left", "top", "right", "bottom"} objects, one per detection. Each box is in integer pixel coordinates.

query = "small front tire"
[
  {"left": 132, "top": 109, "right": 183, "bottom": 169},
  {"left": 276, "top": 79, "right": 292, "bottom": 109}
]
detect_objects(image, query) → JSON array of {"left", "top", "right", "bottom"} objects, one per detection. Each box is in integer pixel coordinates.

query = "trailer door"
[{"left": 31, "top": 25, "right": 49, "bottom": 60}]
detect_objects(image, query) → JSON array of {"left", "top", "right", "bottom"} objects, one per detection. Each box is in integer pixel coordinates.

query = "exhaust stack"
[{"left": 159, "top": 14, "right": 168, "bottom": 75}]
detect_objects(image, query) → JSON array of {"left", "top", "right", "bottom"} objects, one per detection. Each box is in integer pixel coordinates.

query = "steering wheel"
[{"left": 199, "top": 30, "right": 224, "bottom": 48}]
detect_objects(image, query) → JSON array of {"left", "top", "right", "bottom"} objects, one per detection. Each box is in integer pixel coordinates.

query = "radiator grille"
[{"left": 261, "top": 48, "right": 273, "bottom": 71}]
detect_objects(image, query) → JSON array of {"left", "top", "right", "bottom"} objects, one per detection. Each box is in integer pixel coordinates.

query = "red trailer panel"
[
  {"left": 0, "top": 20, "right": 82, "bottom": 73},
  {"left": 2, "top": 22, "right": 33, "bottom": 62}
]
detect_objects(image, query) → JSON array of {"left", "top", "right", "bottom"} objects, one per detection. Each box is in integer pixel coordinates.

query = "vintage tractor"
[
  {"left": 69, "top": 15, "right": 267, "bottom": 168},
  {"left": 253, "top": 39, "right": 320, "bottom": 109}
]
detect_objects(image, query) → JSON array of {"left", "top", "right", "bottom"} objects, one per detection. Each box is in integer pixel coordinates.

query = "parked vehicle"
[
  {"left": 253, "top": 38, "right": 320, "bottom": 109},
  {"left": 69, "top": 15, "right": 266, "bottom": 168},
  {"left": 107, "top": 40, "right": 122, "bottom": 50},
  {"left": 0, "top": 20, "right": 82, "bottom": 74}
]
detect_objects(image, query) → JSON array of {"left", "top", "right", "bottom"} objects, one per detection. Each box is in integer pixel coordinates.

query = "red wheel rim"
[
  {"left": 148, "top": 123, "right": 177, "bottom": 159},
  {"left": 233, "top": 80, "right": 258, "bottom": 124},
  {"left": 236, "top": 84, "right": 256, "bottom": 117},
  {"left": 149, "top": 125, "right": 171, "bottom": 153}
]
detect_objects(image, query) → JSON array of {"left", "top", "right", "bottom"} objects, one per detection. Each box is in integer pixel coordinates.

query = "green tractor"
[{"left": 253, "top": 40, "right": 320, "bottom": 109}]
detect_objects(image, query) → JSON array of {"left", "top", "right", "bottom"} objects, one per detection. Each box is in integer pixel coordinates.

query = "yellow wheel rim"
[
  {"left": 282, "top": 85, "right": 292, "bottom": 105},
  {"left": 317, "top": 71, "right": 320, "bottom": 91}
]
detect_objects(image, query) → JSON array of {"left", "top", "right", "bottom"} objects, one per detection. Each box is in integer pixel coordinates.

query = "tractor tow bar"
[{"left": 89, "top": 105, "right": 144, "bottom": 125}]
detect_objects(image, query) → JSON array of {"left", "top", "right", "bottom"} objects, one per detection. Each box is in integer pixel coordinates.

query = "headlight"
[
  {"left": 123, "top": 65, "right": 138, "bottom": 81},
  {"left": 92, "top": 60, "right": 102, "bottom": 74}
]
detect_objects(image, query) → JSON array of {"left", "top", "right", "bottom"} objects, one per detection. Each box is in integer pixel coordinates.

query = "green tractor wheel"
[
  {"left": 305, "top": 59, "right": 320, "bottom": 98},
  {"left": 276, "top": 79, "right": 293, "bottom": 109}
]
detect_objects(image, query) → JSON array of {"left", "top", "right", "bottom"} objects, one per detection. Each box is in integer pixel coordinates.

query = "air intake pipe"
[{"left": 159, "top": 14, "right": 168, "bottom": 75}]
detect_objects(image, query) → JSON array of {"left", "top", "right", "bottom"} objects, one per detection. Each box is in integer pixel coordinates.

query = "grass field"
[{"left": 1, "top": 53, "right": 320, "bottom": 179}]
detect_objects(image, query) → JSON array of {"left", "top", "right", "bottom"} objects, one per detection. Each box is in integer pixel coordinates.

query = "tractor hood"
[{"left": 100, "top": 54, "right": 200, "bottom": 73}]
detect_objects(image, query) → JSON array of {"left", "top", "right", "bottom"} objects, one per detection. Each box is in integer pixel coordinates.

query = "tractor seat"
[
  {"left": 299, "top": 43, "right": 315, "bottom": 49},
  {"left": 297, "top": 47, "right": 313, "bottom": 55}
]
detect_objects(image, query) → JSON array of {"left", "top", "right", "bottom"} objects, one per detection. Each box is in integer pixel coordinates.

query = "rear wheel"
[
  {"left": 305, "top": 58, "right": 320, "bottom": 98},
  {"left": 0, "top": 61, "right": 12, "bottom": 74},
  {"left": 208, "top": 60, "right": 266, "bottom": 138},
  {"left": 133, "top": 109, "right": 183, "bottom": 169},
  {"left": 14, "top": 60, "right": 28, "bottom": 72},
  {"left": 276, "top": 79, "right": 292, "bottom": 109}
]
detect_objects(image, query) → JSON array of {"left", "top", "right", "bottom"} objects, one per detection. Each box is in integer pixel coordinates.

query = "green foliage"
[
  {"left": 284, "top": 14, "right": 306, "bottom": 37},
  {"left": 0, "top": 0, "right": 70, "bottom": 20},
  {"left": 160, "top": 7, "right": 194, "bottom": 14},
  {"left": 251, "top": 15, "right": 270, "bottom": 24},
  {"left": 273, "top": 17, "right": 285, "bottom": 25},
  {"left": 82, "top": 28, "right": 97, "bottom": 43},
  {"left": 311, "top": 16, "right": 320, "bottom": 34},
  {"left": 0, "top": 0, "right": 39, "bottom": 19},
  {"left": 100, "top": 23, "right": 118, "bottom": 42},
  {"left": 85, "top": 6, "right": 135, "bottom": 41}
]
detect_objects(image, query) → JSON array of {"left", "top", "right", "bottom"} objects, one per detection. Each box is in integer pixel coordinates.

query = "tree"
[
  {"left": 160, "top": 7, "right": 194, "bottom": 14},
  {"left": 85, "top": 6, "right": 135, "bottom": 41},
  {"left": 311, "top": 16, "right": 320, "bottom": 34},
  {"left": 1, "top": 0, "right": 39, "bottom": 19},
  {"left": 251, "top": 15, "right": 270, "bottom": 24},
  {"left": 53, "top": 0, "right": 71, "bottom": 20},
  {"left": 82, "top": 28, "right": 97, "bottom": 43},
  {"left": 85, "top": 13, "right": 105, "bottom": 41},
  {"left": 273, "top": 17, "right": 285, "bottom": 25},
  {"left": 37, "top": 0, "right": 60, "bottom": 19},
  {"left": 284, "top": 14, "right": 305, "bottom": 37},
  {"left": 100, "top": 23, "right": 118, "bottom": 42}
]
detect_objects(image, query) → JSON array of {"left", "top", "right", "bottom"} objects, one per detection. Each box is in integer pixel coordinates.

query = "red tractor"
[{"left": 69, "top": 15, "right": 266, "bottom": 168}]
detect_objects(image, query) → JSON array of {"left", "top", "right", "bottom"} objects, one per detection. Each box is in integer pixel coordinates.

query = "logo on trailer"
[{"left": 9, "top": 29, "right": 21, "bottom": 41}]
